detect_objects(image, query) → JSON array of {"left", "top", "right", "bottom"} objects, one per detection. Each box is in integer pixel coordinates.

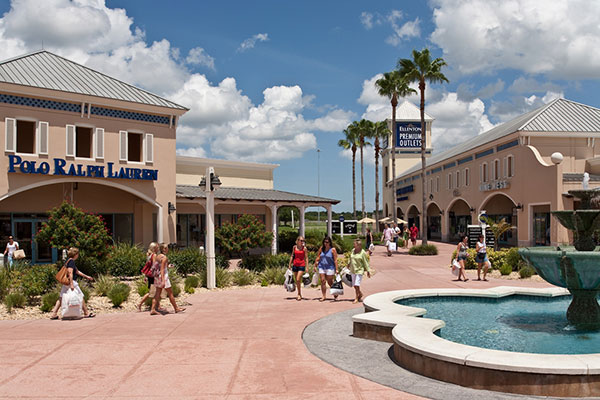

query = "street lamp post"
[
  {"left": 317, "top": 148, "right": 321, "bottom": 222},
  {"left": 201, "top": 167, "right": 221, "bottom": 289}
]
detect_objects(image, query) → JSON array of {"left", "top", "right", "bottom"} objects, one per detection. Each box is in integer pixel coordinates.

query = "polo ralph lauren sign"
[{"left": 7, "top": 155, "right": 158, "bottom": 181}]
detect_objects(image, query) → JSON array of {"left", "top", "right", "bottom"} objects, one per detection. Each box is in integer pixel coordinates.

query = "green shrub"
[
  {"left": 40, "top": 291, "right": 60, "bottom": 312},
  {"left": 94, "top": 275, "right": 116, "bottom": 296},
  {"left": 106, "top": 242, "right": 146, "bottom": 277},
  {"left": 260, "top": 267, "right": 286, "bottom": 286},
  {"left": 232, "top": 269, "right": 257, "bottom": 286},
  {"left": 499, "top": 264, "right": 513, "bottom": 276},
  {"left": 107, "top": 283, "right": 130, "bottom": 307},
  {"left": 332, "top": 234, "right": 353, "bottom": 254},
  {"left": 505, "top": 247, "right": 523, "bottom": 271},
  {"left": 184, "top": 275, "right": 200, "bottom": 292},
  {"left": 216, "top": 255, "right": 229, "bottom": 269},
  {"left": 200, "top": 267, "right": 231, "bottom": 288},
  {"left": 169, "top": 247, "right": 205, "bottom": 275},
  {"left": 5, "top": 292, "right": 26, "bottom": 312},
  {"left": 76, "top": 256, "right": 108, "bottom": 277},
  {"left": 519, "top": 265, "right": 535, "bottom": 279},
  {"left": 239, "top": 254, "right": 290, "bottom": 272},
  {"left": 408, "top": 244, "right": 439, "bottom": 256},
  {"left": 79, "top": 283, "right": 91, "bottom": 302},
  {"left": 238, "top": 255, "right": 264, "bottom": 271},
  {"left": 135, "top": 277, "right": 149, "bottom": 297},
  {"left": 372, "top": 232, "right": 383, "bottom": 244},
  {"left": 144, "top": 296, "right": 153, "bottom": 307},
  {"left": 185, "top": 287, "right": 195, "bottom": 294},
  {"left": 19, "top": 264, "right": 57, "bottom": 299},
  {"left": 0, "top": 269, "right": 12, "bottom": 301},
  {"left": 487, "top": 249, "right": 506, "bottom": 270},
  {"left": 305, "top": 229, "right": 325, "bottom": 251},
  {"left": 216, "top": 214, "right": 273, "bottom": 258},
  {"left": 170, "top": 273, "right": 182, "bottom": 297}
]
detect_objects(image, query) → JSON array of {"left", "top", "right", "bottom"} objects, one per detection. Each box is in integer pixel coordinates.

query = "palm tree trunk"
[
  {"left": 352, "top": 148, "right": 357, "bottom": 219},
  {"left": 420, "top": 79, "right": 427, "bottom": 245},
  {"left": 375, "top": 138, "right": 380, "bottom": 233},
  {"left": 360, "top": 137, "right": 366, "bottom": 234},
  {"left": 391, "top": 95, "right": 398, "bottom": 223}
]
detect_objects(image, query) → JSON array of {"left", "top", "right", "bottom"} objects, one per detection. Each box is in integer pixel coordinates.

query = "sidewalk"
[{"left": 0, "top": 242, "right": 550, "bottom": 399}]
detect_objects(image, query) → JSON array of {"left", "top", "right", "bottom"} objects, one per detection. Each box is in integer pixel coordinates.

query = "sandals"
[
  {"left": 84, "top": 312, "right": 95, "bottom": 318},
  {"left": 319, "top": 297, "right": 326, "bottom": 302},
  {"left": 50, "top": 315, "right": 58, "bottom": 320},
  {"left": 175, "top": 308, "right": 186, "bottom": 313},
  {"left": 296, "top": 296, "right": 302, "bottom": 301}
]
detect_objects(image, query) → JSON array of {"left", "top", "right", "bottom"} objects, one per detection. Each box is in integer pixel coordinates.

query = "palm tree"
[
  {"left": 484, "top": 217, "right": 514, "bottom": 250},
  {"left": 398, "top": 48, "right": 448, "bottom": 245},
  {"left": 369, "top": 120, "right": 390, "bottom": 233},
  {"left": 375, "top": 71, "right": 416, "bottom": 223},
  {"left": 338, "top": 126, "right": 359, "bottom": 218},
  {"left": 355, "top": 119, "right": 372, "bottom": 233}
]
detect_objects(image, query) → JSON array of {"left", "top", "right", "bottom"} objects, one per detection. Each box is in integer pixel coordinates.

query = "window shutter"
[
  {"left": 119, "top": 131, "right": 128, "bottom": 161},
  {"left": 95, "top": 128, "right": 104, "bottom": 159},
  {"left": 5, "top": 118, "right": 16, "bottom": 152},
  {"left": 66, "top": 124, "right": 75, "bottom": 157},
  {"left": 145, "top": 133, "right": 153, "bottom": 163},
  {"left": 38, "top": 121, "right": 48, "bottom": 155},
  {"left": 510, "top": 156, "right": 515, "bottom": 177},
  {"left": 480, "top": 164, "right": 483, "bottom": 183}
]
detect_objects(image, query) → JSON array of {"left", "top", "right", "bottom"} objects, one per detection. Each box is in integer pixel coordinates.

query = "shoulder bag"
[{"left": 55, "top": 259, "right": 71, "bottom": 286}]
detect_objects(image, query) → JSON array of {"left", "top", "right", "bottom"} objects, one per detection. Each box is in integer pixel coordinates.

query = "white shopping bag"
[
  {"left": 340, "top": 267, "right": 353, "bottom": 287},
  {"left": 284, "top": 269, "right": 296, "bottom": 292},
  {"left": 329, "top": 274, "right": 344, "bottom": 296},
  {"left": 61, "top": 288, "right": 83, "bottom": 319},
  {"left": 388, "top": 242, "right": 397, "bottom": 252},
  {"left": 451, "top": 259, "right": 461, "bottom": 277}
]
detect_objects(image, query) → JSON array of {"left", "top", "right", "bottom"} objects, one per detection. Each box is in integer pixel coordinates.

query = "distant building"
[{"left": 383, "top": 98, "right": 600, "bottom": 247}]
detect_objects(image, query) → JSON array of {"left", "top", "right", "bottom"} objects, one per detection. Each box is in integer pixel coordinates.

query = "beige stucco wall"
[
  {"left": 384, "top": 131, "right": 600, "bottom": 247},
  {"left": 0, "top": 87, "right": 182, "bottom": 245},
  {"left": 176, "top": 157, "right": 275, "bottom": 189}
]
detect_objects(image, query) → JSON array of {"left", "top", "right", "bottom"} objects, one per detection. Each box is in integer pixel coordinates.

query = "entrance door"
[
  {"left": 13, "top": 218, "right": 52, "bottom": 264},
  {"left": 533, "top": 213, "right": 550, "bottom": 246}
]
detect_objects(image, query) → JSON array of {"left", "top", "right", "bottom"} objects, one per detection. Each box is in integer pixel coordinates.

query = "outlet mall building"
[
  {"left": 382, "top": 100, "right": 600, "bottom": 247},
  {"left": 0, "top": 51, "right": 338, "bottom": 263}
]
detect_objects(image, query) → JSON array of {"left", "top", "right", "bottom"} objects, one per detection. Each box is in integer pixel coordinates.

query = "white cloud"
[
  {"left": 360, "top": 9, "right": 419, "bottom": 45},
  {"left": 186, "top": 47, "right": 215, "bottom": 70},
  {"left": 238, "top": 33, "right": 269, "bottom": 52},
  {"left": 176, "top": 146, "right": 207, "bottom": 158},
  {"left": 489, "top": 91, "right": 564, "bottom": 122},
  {"left": 340, "top": 146, "right": 377, "bottom": 167},
  {"left": 360, "top": 12, "right": 374, "bottom": 29},
  {"left": 430, "top": 0, "right": 600, "bottom": 79},
  {"left": 508, "top": 77, "right": 563, "bottom": 94},
  {"left": 386, "top": 17, "right": 421, "bottom": 46}
]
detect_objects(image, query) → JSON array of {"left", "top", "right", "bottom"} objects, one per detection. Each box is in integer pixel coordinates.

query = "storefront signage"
[
  {"left": 396, "top": 184, "right": 414, "bottom": 196},
  {"left": 479, "top": 179, "right": 510, "bottom": 192},
  {"left": 396, "top": 122, "right": 422, "bottom": 148},
  {"left": 7, "top": 155, "right": 158, "bottom": 181}
]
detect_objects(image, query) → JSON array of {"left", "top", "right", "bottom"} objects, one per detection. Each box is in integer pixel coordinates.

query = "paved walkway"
[{"left": 0, "top": 242, "right": 550, "bottom": 399}]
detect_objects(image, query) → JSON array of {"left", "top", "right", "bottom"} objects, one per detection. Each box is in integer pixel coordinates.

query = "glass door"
[{"left": 12, "top": 218, "right": 52, "bottom": 264}]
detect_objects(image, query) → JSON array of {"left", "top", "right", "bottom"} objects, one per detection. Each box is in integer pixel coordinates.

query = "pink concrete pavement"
[{"left": 0, "top": 242, "right": 551, "bottom": 399}]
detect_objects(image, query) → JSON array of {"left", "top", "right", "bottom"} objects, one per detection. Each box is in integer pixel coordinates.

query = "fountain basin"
[{"left": 354, "top": 287, "right": 600, "bottom": 397}]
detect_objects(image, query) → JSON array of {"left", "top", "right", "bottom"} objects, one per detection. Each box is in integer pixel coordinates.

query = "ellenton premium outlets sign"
[
  {"left": 7, "top": 155, "right": 158, "bottom": 181},
  {"left": 396, "top": 122, "right": 422, "bottom": 148}
]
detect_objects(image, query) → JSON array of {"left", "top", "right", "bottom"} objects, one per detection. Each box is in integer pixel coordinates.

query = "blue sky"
[{"left": 0, "top": 0, "right": 599, "bottom": 212}]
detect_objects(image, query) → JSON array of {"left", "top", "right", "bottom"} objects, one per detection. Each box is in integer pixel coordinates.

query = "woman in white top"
[
  {"left": 3, "top": 236, "right": 18, "bottom": 266},
  {"left": 475, "top": 234, "right": 490, "bottom": 281}
]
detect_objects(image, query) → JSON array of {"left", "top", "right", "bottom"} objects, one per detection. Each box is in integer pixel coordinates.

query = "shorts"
[
  {"left": 458, "top": 254, "right": 467, "bottom": 261},
  {"left": 352, "top": 273, "right": 363, "bottom": 287},
  {"left": 318, "top": 267, "right": 335, "bottom": 276},
  {"left": 476, "top": 253, "right": 488, "bottom": 263},
  {"left": 147, "top": 276, "right": 155, "bottom": 289},
  {"left": 292, "top": 266, "right": 305, "bottom": 273}
]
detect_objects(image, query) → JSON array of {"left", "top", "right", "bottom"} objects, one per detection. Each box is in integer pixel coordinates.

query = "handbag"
[
  {"left": 12, "top": 249, "right": 25, "bottom": 259},
  {"left": 55, "top": 260, "right": 70, "bottom": 286},
  {"left": 141, "top": 258, "right": 153, "bottom": 278},
  {"left": 329, "top": 274, "right": 344, "bottom": 296}
]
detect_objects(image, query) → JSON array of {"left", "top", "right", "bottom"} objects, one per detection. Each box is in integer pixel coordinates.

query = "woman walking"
[
  {"left": 402, "top": 226, "right": 409, "bottom": 249},
  {"left": 3, "top": 235, "right": 19, "bottom": 267},
  {"left": 50, "top": 247, "right": 95, "bottom": 319},
  {"left": 314, "top": 236, "right": 339, "bottom": 301},
  {"left": 453, "top": 235, "right": 469, "bottom": 282},
  {"left": 150, "top": 243, "right": 186, "bottom": 315},
  {"left": 138, "top": 242, "right": 159, "bottom": 311},
  {"left": 288, "top": 236, "right": 308, "bottom": 301},
  {"left": 475, "top": 234, "right": 490, "bottom": 281},
  {"left": 365, "top": 228, "right": 374, "bottom": 255},
  {"left": 349, "top": 238, "right": 372, "bottom": 303}
]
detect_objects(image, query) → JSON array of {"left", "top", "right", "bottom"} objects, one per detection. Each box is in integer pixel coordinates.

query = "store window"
[
  {"left": 100, "top": 214, "right": 133, "bottom": 243},
  {"left": 465, "top": 168, "right": 470, "bottom": 186},
  {"left": 128, "top": 132, "right": 142, "bottom": 162},
  {"left": 456, "top": 171, "right": 460, "bottom": 188},
  {"left": 481, "top": 162, "right": 488, "bottom": 183},
  {"left": 494, "top": 159, "right": 500, "bottom": 180},
  {"left": 16, "top": 120, "right": 35, "bottom": 154},
  {"left": 507, "top": 155, "right": 514, "bottom": 177},
  {"left": 76, "top": 127, "right": 92, "bottom": 158},
  {"left": 436, "top": 176, "right": 440, "bottom": 192}
]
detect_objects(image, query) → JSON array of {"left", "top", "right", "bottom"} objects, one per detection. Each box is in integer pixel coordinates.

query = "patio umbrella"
[
  {"left": 357, "top": 217, "right": 376, "bottom": 224},
  {"left": 378, "top": 217, "right": 391, "bottom": 223}
]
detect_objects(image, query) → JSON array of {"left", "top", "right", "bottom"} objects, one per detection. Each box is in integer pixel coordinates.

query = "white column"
[
  {"left": 157, "top": 205, "right": 164, "bottom": 243},
  {"left": 205, "top": 167, "right": 216, "bottom": 289},
  {"left": 299, "top": 205, "right": 306, "bottom": 238},
  {"left": 270, "top": 204, "right": 278, "bottom": 255},
  {"left": 327, "top": 205, "right": 332, "bottom": 237}
]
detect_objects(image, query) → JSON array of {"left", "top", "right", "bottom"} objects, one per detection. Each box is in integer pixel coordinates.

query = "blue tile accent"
[
  {"left": 443, "top": 161, "right": 456, "bottom": 170},
  {"left": 458, "top": 155, "right": 473, "bottom": 165},
  {"left": 90, "top": 106, "right": 170, "bottom": 125},
  {"left": 412, "top": 175, "right": 420, "bottom": 180},
  {"left": 497, "top": 139, "right": 519, "bottom": 152},
  {"left": 0, "top": 93, "right": 80, "bottom": 112},
  {"left": 475, "top": 148, "right": 494, "bottom": 159},
  {"left": 431, "top": 167, "right": 442, "bottom": 174}
]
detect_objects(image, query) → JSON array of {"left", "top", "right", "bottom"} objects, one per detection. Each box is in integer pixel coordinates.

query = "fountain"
[{"left": 519, "top": 185, "right": 600, "bottom": 329}]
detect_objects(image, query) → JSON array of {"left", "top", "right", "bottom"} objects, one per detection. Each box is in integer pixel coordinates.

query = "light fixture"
[
  {"left": 199, "top": 172, "right": 222, "bottom": 191},
  {"left": 515, "top": 203, "right": 523, "bottom": 210},
  {"left": 470, "top": 207, "right": 475, "bottom": 212},
  {"left": 440, "top": 209, "right": 444, "bottom": 216},
  {"left": 168, "top": 201, "right": 176, "bottom": 215}
]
